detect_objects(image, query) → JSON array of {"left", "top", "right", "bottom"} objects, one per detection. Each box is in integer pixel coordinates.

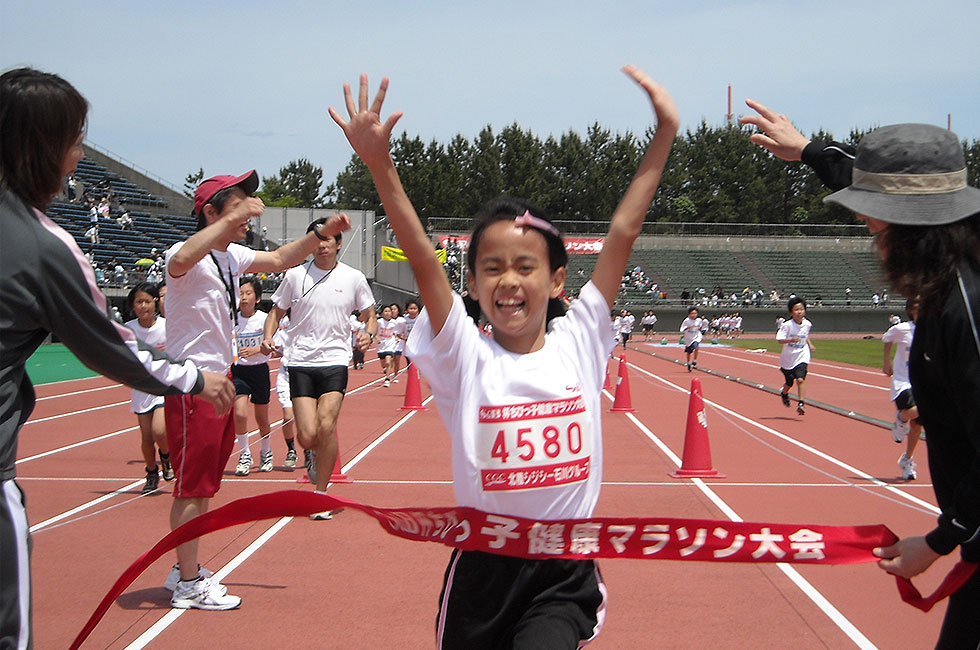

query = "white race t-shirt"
[
  {"left": 620, "top": 314, "right": 635, "bottom": 334},
  {"left": 406, "top": 281, "right": 614, "bottom": 520},
  {"left": 777, "top": 317, "right": 813, "bottom": 369},
  {"left": 680, "top": 317, "right": 702, "bottom": 346},
  {"left": 270, "top": 261, "right": 374, "bottom": 367},
  {"left": 882, "top": 321, "right": 915, "bottom": 400},
  {"left": 376, "top": 317, "right": 406, "bottom": 354},
  {"left": 165, "top": 242, "right": 256, "bottom": 373},
  {"left": 235, "top": 310, "right": 270, "bottom": 366},
  {"left": 125, "top": 316, "right": 167, "bottom": 413}
]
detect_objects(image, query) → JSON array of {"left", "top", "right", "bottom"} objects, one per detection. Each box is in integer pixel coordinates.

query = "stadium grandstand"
[{"left": 54, "top": 145, "right": 891, "bottom": 332}]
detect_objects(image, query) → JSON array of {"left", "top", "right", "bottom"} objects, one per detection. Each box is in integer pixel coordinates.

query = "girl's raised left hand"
[{"left": 329, "top": 74, "right": 403, "bottom": 169}]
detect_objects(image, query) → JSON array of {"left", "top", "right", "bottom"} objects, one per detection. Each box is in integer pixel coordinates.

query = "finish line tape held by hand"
[{"left": 70, "top": 490, "right": 975, "bottom": 648}]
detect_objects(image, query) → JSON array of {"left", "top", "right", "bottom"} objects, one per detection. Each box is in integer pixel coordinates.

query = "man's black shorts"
[
  {"left": 288, "top": 365, "right": 348, "bottom": 398},
  {"left": 231, "top": 362, "right": 271, "bottom": 404}
]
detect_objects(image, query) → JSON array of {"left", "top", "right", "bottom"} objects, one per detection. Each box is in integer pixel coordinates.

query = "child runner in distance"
[
  {"left": 331, "top": 66, "right": 678, "bottom": 648},
  {"left": 390, "top": 302, "right": 407, "bottom": 381},
  {"left": 232, "top": 276, "right": 273, "bottom": 475},
  {"left": 882, "top": 298, "right": 921, "bottom": 480},
  {"left": 375, "top": 304, "right": 403, "bottom": 387},
  {"left": 272, "top": 312, "right": 298, "bottom": 467},
  {"left": 124, "top": 282, "right": 173, "bottom": 493},
  {"left": 776, "top": 297, "right": 815, "bottom": 415},
  {"left": 680, "top": 306, "right": 702, "bottom": 371},
  {"left": 349, "top": 310, "right": 366, "bottom": 369}
]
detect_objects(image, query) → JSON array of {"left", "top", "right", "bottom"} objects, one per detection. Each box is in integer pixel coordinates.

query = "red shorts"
[{"left": 164, "top": 392, "right": 235, "bottom": 498}]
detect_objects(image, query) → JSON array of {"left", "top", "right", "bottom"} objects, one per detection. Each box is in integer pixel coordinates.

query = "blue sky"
[{"left": 3, "top": 1, "right": 979, "bottom": 195}]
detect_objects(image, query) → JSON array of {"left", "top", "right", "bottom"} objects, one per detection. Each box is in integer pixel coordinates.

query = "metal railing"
[{"left": 425, "top": 217, "right": 870, "bottom": 238}]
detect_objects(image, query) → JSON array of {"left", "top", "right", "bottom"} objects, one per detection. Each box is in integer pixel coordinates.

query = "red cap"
[{"left": 193, "top": 170, "right": 259, "bottom": 217}]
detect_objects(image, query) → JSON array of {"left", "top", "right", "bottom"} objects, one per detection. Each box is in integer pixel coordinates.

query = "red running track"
[{"left": 18, "top": 350, "right": 949, "bottom": 648}]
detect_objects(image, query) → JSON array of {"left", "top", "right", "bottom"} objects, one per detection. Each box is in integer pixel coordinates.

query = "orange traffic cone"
[
  {"left": 670, "top": 378, "right": 725, "bottom": 478},
  {"left": 330, "top": 444, "right": 352, "bottom": 483},
  {"left": 400, "top": 362, "right": 426, "bottom": 411},
  {"left": 610, "top": 353, "right": 635, "bottom": 412}
]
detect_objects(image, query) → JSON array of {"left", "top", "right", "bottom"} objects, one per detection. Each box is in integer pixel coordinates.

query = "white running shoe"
[
  {"left": 164, "top": 564, "right": 222, "bottom": 594},
  {"left": 171, "top": 576, "right": 240, "bottom": 610},
  {"left": 304, "top": 449, "right": 318, "bottom": 485},
  {"left": 899, "top": 453, "right": 917, "bottom": 481},
  {"left": 260, "top": 450, "right": 273, "bottom": 472},
  {"left": 892, "top": 413, "right": 910, "bottom": 443},
  {"left": 284, "top": 449, "right": 297, "bottom": 469},
  {"left": 235, "top": 451, "right": 252, "bottom": 476},
  {"left": 310, "top": 508, "right": 344, "bottom": 521}
]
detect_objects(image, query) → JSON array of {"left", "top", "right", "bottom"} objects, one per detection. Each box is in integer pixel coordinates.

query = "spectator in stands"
[
  {"left": 66, "top": 174, "right": 76, "bottom": 201},
  {"left": 0, "top": 66, "right": 235, "bottom": 650},
  {"left": 117, "top": 207, "right": 132, "bottom": 230},
  {"left": 84, "top": 222, "right": 99, "bottom": 246}
]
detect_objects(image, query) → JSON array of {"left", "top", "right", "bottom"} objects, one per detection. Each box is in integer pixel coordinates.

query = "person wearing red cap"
[{"left": 162, "top": 170, "right": 351, "bottom": 610}]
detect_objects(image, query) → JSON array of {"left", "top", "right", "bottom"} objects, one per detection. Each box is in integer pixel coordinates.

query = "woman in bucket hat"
[{"left": 743, "top": 103, "right": 980, "bottom": 648}]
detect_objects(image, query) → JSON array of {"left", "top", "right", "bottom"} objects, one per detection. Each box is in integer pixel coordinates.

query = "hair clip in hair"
[{"left": 514, "top": 210, "right": 559, "bottom": 237}]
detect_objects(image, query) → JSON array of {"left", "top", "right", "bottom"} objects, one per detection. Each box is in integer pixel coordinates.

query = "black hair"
[
  {"left": 126, "top": 282, "right": 160, "bottom": 318},
  {"left": 240, "top": 275, "right": 262, "bottom": 299},
  {"left": 307, "top": 217, "right": 342, "bottom": 243},
  {"left": 463, "top": 196, "right": 568, "bottom": 325},
  {"left": 0, "top": 68, "right": 88, "bottom": 210},
  {"left": 405, "top": 298, "right": 421, "bottom": 311},
  {"left": 876, "top": 214, "right": 980, "bottom": 315},
  {"left": 195, "top": 185, "right": 242, "bottom": 230},
  {"left": 687, "top": 306, "right": 699, "bottom": 315},
  {"left": 787, "top": 296, "right": 806, "bottom": 312}
]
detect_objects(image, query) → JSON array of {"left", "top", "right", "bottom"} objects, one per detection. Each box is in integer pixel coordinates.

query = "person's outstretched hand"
[
  {"left": 622, "top": 64, "right": 679, "bottom": 132},
  {"left": 329, "top": 74, "right": 403, "bottom": 169},
  {"left": 739, "top": 99, "right": 810, "bottom": 161}
]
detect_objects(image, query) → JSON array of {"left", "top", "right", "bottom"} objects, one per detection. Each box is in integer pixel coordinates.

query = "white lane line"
[
  {"left": 697, "top": 349, "right": 888, "bottom": 391},
  {"left": 627, "top": 362, "right": 938, "bottom": 514},
  {"left": 29, "top": 479, "right": 145, "bottom": 532},
  {"left": 125, "top": 395, "right": 436, "bottom": 648},
  {"left": 22, "top": 400, "right": 129, "bottom": 425},
  {"left": 36, "top": 383, "right": 124, "bottom": 402},
  {"left": 15, "top": 426, "right": 138, "bottom": 465},
  {"left": 614, "top": 390, "right": 879, "bottom": 649}
]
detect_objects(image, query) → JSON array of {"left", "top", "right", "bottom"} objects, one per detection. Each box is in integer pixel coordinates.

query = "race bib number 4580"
[{"left": 478, "top": 396, "right": 591, "bottom": 492}]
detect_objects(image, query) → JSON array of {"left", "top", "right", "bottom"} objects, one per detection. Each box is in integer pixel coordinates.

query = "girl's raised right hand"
[{"left": 329, "top": 74, "right": 403, "bottom": 169}]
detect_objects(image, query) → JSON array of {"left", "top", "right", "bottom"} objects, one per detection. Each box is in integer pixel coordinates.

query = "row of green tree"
[{"left": 186, "top": 122, "right": 980, "bottom": 226}]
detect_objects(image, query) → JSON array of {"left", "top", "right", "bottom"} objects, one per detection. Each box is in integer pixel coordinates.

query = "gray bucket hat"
[{"left": 824, "top": 123, "right": 980, "bottom": 225}]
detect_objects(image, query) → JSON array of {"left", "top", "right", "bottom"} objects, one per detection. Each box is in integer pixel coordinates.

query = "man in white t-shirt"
[
  {"left": 262, "top": 219, "right": 377, "bottom": 520},
  {"left": 164, "top": 171, "right": 351, "bottom": 610},
  {"left": 776, "top": 297, "right": 815, "bottom": 415}
]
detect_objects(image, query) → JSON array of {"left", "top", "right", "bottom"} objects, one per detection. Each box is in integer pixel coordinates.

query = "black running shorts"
[
  {"left": 231, "top": 362, "right": 271, "bottom": 404},
  {"left": 288, "top": 365, "right": 348, "bottom": 398}
]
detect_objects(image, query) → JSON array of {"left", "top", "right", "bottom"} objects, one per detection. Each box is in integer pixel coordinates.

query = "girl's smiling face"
[{"left": 467, "top": 220, "right": 565, "bottom": 354}]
